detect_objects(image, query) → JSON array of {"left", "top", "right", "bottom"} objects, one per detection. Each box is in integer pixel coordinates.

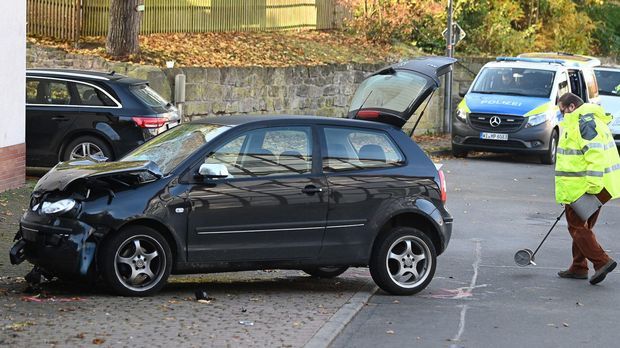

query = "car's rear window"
[
  {"left": 349, "top": 71, "right": 428, "bottom": 114},
  {"left": 130, "top": 84, "right": 169, "bottom": 108}
]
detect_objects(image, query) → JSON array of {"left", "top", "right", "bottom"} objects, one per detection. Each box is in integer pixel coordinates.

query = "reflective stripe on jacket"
[{"left": 555, "top": 103, "right": 620, "bottom": 204}]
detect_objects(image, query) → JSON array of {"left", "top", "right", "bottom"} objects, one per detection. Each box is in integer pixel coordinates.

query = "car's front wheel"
[
  {"left": 369, "top": 227, "right": 436, "bottom": 295},
  {"left": 540, "top": 129, "right": 558, "bottom": 165},
  {"left": 303, "top": 266, "right": 349, "bottom": 278},
  {"left": 100, "top": 226, "right": 172, "bottom": 296}
]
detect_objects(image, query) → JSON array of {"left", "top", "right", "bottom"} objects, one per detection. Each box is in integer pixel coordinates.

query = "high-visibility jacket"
[{"left": 555, "top": 103, "right": 620, "bottom": 204}]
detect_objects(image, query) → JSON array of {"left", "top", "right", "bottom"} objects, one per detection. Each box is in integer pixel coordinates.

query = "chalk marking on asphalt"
[
  {"left": 451, "top": 239, "right": 482, "bottom": 343},
  {"left": 479, "top": 264, "right": 562, "bottom": 270},
  {"left": 304, "top": 280, "right": 377, "bottom": 348}
]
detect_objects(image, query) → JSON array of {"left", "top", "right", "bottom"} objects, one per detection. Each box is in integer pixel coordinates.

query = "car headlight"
[
  {"left": 456, "top": 109, "right": 468, "bottom": 122},
  {"left": 38, "top": 199, "right": 77, "bottom": 215},
  {"left": 526, "top": 112, "right": 549, "bottom": 128}
]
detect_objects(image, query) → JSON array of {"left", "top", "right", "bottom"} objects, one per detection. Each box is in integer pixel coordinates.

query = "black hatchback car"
[
  {"left": 26, "top": 69, "right": 180, "bottom": 167},
  {"left": 11, "top": 57, "right": 455, "bottom": 296}
]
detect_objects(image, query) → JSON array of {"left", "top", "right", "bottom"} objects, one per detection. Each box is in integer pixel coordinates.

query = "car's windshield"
[
  {"left": 594, "top": 69, "right": 620, "bottom": 96},
  {"left": 471, "top": 67, "right": 556, "bottom": 98},
  {"left": 121, "top": 123, "right": 230, "bottom": 174},
  {"left": 349, "top": 71, "right": 429, "bottom": 113}
]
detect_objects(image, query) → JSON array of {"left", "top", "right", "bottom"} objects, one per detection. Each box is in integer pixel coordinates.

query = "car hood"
[
  {"left": 34, "top": 159, "right": 163, "bottom": 193},
  {"left": 463, "top": 93, "right": 551, "bottom": 116},
  {"left": 348, "top": 56, "right": 457, "bottom": 128}
]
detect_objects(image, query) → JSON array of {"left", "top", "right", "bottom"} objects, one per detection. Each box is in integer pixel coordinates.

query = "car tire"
[
  {"left": 540, "top": 129, "right": 558, "bottom": 165},
  {"left": 303, "top": 266, "right": 349, "bottom": 278},
  {"left": 369, "top": 227, "right": 436, "bottom": 295},
  {"left": 451, "top": 144, "right": 468, "bottom": 158},
  {"left": 100, "top": 226, "right": 172, "bottom": 297},
  {"left": 61, "top": 135, "right": 113, "bottom": 162}
]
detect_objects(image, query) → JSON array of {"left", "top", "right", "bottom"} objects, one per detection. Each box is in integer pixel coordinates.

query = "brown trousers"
[{"left": 566, "top": 189, "right": 612, "bottom": 274}]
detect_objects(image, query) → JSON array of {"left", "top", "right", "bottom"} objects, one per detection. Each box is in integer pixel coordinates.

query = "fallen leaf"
[{"left": 92, "top": 338, "right": 105, "bottom": 345}]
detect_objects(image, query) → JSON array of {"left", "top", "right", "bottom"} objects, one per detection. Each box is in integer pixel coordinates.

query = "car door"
[
  {"left": 26, "top": 77, "right": 81, "bottom": 166},
  {"left": 186, "top": 125, "right": 328, "bottom": 262},
  {"left": 318, "top": 125, "right": 410, "bottom": 261}
]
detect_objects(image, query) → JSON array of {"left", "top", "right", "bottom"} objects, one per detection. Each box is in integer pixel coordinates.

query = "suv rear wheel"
[
  {"left": 100, "top": 226, "right": 172, "bottom": 296},
  {"left": 62, "top": 136, "right": 113, "bottom": 162},
  {"left": 370, "top": 227, "right": 436, "bottom": 295}
]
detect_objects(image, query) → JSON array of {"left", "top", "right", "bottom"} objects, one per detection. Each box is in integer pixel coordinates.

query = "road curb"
[{"left": 304, "top": 280, "right": 378, "bottom": 348}]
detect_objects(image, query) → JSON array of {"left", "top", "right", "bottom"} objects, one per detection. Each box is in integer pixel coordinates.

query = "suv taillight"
[
  {"left": 132, "top": 116, "right": 167, "bottom": 129},
  {"left": 438, "top": 169, "right": 447, "bottom": 203}
]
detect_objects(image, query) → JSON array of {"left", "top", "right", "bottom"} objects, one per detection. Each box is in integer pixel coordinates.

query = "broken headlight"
[{"left": 34, "top": 199, "right": 77, "bottom": 215}]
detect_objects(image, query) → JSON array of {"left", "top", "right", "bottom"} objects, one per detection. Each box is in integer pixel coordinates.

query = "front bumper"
[
  {"left": 10, "top": 210, "right": 98, "bottom": 278},
  {"left": 452, "top": 117, "right": 555, "bottom": 154}
]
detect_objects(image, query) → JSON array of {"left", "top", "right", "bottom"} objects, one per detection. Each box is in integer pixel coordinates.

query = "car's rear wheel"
[
  {"left": 303, "top": 266, "right": 349, "bottom": 278},
  {"left": 62, "top": 136, "right": 113, "bottom": 162},
  {"left": 100, "top": 226, "right": 172, "bottom": 296},
  {"left": 370, "top": 227, "right": 436, "bottom": 295},
  {"left": 540, "top": 129, "right": 558, "bottom": 165}
]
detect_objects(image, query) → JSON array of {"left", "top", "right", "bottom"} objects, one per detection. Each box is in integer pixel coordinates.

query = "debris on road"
[
  {"left": 21, "top": 295, "right": 84, "bottom": 303},
  {"left": 239, "top": 320, "right": 254, "bottom": 326}
]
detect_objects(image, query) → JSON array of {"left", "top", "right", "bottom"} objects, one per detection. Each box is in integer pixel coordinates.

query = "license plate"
[{"left": 480, "top": 132, "right": 508, "bottom": 141}]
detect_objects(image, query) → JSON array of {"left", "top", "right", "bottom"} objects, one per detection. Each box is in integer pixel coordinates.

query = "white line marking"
[{"left": 451, "top": 239, "right": 482, "bottom": 343}]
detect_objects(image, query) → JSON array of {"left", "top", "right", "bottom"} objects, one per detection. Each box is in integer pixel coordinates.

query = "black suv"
[
  {"left": 26, "top": 69, "right": 180, "bottom": 167},
  {"left": 11, "top": 58, "right": 455, "bottom": 296}
]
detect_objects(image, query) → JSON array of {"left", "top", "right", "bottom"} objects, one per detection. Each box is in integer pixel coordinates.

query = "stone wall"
[
  {"left": 28, "top": 45, "right": 450, "bottom": 134},
  {"left": 32, "top": 45, "right": 617, "bottom": 135}
]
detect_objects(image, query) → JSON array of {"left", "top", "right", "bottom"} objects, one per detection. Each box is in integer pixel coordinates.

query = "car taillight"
[
  {"left": 356, "top": 110, "right": 380, "bottom": 119},
  {"left": 438, "top": 169, "right": 447, "bottom": 203},
  {"left": 132, "top": 116, "right": 167, "bottom": 128}
]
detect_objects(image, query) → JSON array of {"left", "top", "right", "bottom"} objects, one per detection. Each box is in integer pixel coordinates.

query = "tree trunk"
[{"left": 106, "top": 0, "right": 143, "bottom": 58}]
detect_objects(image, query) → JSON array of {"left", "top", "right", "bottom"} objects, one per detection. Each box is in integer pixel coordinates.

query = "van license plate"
[{"left": 480, "top": 132, "right": 508, "bottom": 141}]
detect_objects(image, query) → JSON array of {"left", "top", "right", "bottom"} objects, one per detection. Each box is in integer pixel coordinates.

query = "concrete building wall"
[{"left": 0, "top": 3, "right": 26, "bottom": 192}]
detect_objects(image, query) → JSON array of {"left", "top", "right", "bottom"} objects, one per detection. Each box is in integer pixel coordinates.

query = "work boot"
[
  {"left": 590, "top": 259, "right": 617, "bottom": 285},
  {"left": 557, "top": 270, "right": 588, "bottom": 279}
]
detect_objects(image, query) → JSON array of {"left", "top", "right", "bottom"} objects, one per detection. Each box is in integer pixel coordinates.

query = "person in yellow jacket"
[{"left": 555, "top": 92, "right": 620, "bottom": 284}]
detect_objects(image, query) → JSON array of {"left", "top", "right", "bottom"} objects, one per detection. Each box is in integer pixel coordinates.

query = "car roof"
[
  {"left": 26, "top": 68, "right": 147, "bottom": 85},
  {"left": 594, "top": 66, "right": 620, "bottom": 72},
  {"left": 516, "top": 52, "right": 601, "bottom": 68},
  {"left": 483, "top": 60, "right": 565, "bottom": 71},
  {"left": 189, "top": 114, "right": 398, "bottom": 130}
]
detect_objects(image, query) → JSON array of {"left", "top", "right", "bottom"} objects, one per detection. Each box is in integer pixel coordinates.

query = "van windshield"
[
  {"left": 471, "top": 67, "right": 556, "bottom": 98},
  {"left": 594, "top": 69, "right": 620, "bottom": 97}
]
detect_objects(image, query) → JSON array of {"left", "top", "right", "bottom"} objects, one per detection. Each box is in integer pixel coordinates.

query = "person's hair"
[{"left": 558, "top": 92, "right": 584, "bottom": 108}]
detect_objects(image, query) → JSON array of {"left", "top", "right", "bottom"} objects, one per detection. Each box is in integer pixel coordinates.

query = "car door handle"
[
  {"left": 51, "top": 116, "right": 69, "bottom": 121},
  {"left": 301, "top": 185, "right": 323, "bottom": 195}
]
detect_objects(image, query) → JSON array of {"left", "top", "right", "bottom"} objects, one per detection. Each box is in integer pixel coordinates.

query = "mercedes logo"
[{"left": 489, "top": 116, "right": 502, "bottom": 127}]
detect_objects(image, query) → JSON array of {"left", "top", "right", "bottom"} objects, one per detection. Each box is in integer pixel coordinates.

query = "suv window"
[
  {"left": 205, "top": 126, "right": 313, "bottom": 178},
  {"left": 130, "top": 84, "right": 168, "bottom": 108},
  {"left": 26, "top": 78, "right": 71, "bottom": 105},
  {"left": 75, "top": 83, "right": 115, "bottom": 106},
  {"left": 323, "top": 127, "right": 405, "bottom": 172}
]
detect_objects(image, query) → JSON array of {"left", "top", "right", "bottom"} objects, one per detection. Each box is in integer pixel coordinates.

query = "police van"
[{"left": 452, "top": 53, "right": 600, "bottom": 164}]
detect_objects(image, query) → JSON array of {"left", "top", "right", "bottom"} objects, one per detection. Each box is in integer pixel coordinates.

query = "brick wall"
[{"left": 0, "top": 143, "right": 26, "bottom": 192}]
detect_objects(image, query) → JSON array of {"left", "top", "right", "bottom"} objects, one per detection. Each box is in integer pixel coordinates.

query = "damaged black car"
[{"left": 10, "top": 57, "right": 455, "bottom": 296}]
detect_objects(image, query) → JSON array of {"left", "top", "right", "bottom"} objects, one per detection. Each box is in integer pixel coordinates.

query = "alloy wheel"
[
  {"left": 69, "top": 142, "right": 106, "bottom": 160},
  {"left": 385, "top": 235, "right": 432, "bottom": 289},
  {"left": 114, "top": 235, "right": 166, "bottom": 292}
]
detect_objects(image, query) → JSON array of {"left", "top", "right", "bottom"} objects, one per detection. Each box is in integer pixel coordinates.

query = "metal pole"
[{"left": 444, "top": 0, "right": 454, "bottom": 134}]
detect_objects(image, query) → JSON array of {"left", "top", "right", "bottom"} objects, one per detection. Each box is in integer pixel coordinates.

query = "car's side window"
[
  {"left": 48, "top": 81, "right": 71, "bottom": 105},
  {"left": 26, "top": 78, "right": 40, "bottom": 104},
  {"left": 205, "top": 126, "right": 313, "bottom": 178},
  {"left": 323, "top": 127, "right": 405, "bottom": 172},
  {"left": 75, "top": 83, "right": 115, "bottom": 106}
]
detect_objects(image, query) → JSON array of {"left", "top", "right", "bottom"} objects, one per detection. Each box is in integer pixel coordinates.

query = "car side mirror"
[
  {"left": 198, "top": 163, "right": 230, "bottom": 179},
  {"left": 458, "top": 91, "right": 467, "bottom": 98}
]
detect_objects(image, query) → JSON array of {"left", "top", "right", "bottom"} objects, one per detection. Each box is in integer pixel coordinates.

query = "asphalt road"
[{"left": 332, "top": 153, "right": 620, "bottom": 348}]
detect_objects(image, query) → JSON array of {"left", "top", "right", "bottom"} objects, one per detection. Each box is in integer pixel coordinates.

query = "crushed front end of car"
[{"left": 10, "top": 158, "right": 161, "bottom": 280}]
